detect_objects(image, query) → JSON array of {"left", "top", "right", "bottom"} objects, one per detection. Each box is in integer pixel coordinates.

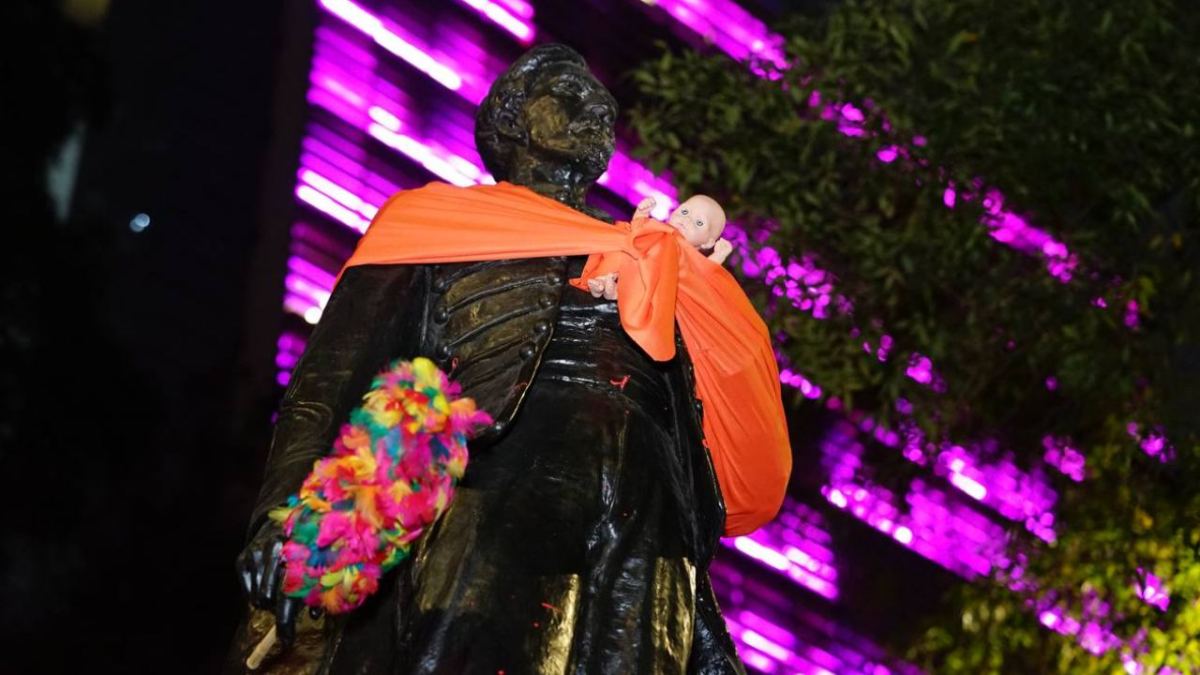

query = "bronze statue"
[{"left": 228, "top": 44, "right": 745, "bottom": 675}]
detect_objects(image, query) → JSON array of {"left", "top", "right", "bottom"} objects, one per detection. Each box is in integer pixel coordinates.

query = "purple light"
[
  {"left": 305, "top": 57, "right": 490, "bottom": 189},
  {"left": 874, "top": 334, "right": 894, "bottom": 361},
  {"left": 942, "top": 187, "right": 957, "bottom": 208},
  {"left": 283, "top": 289, "right": 323, "bottom": 325},
  {"left": 1134, "top": 569, "right": 1169, "bottom": 611},
  {"left": 300, "top": 139, "right": 399, "bottom": 206},
  {"left": 493, "top": 0, "right": 533, "bottom": 19},
  {"left": 710, "top": 543, "right": 922, "bottom": 673},
  {"left": 779, "top": 366, "right": 823, "bottom": 399},
  {"left": 719, "top": 604, "right": 918, "bottom": 675},
  {"left": 367, "top": 124, "right": 485, "bottom": 186},
  {"left": 678, "top": 6, "right": 1082, "bottom": 288},
  {"left": 809, "top": 87, "right": 1081, "bottom": 283},
  {"left": 983, "top": 209, "right": 1078, "bottom": 283},
  {"left": 820, "top": 418, "right": 1165, "bottom": 662},
  {"left": 934, "top": 443, "right": 1057, "bottom": 542},
  {"left": 820, "top": 420, "right": 1008, "bottom": 578},
  {"left": 296, "top": 183, "right": 371, "bottom": 233},
  {"left": 721, "top": 499, "right": 840, "bottom": 599},
  {"left": 1126, "top": 422, "right": 1175, "bottom": 462},
  {"left": 455, "top": 0, "right": 535, "bottom": 43},
  {"left": 741, "top": 247, "right": 845, "bottom": 322},
  {"left": 649, "top": 0, "right": 788, "bottom": 71},
  {"left": 276, "top": 332, "right": 308, "bottom": 386},
  {"left": 299, "top": 168, "right": 380, "bottom": 221},
  {"left": 904, "top": 353, "right": 934, "bottom": 385},
  {"left": 788, "top": 357, "right": 1060, "bottom": 542},
  {"left": 309, "top": 38, "right": 492, "bottom": 172},
  {"left": 876, "top": 146, "right": 899, "bottom": 163},
  {"left": 1031, "top": 599, "right": 1122, "bottom": 657},
  {"left": 319, "top": 0, "right": 464, "bottom": 90},
  {"left": 282, "top": 250, "right": 342, "bottom": 325},
  {"left": 1124, "top": 299, "right": 1141, "bottom": 328},
  {"left": 598, "top": 145, "right": 679, "bottom": 219},
  {"left": 318, "top": 0, "right": 703, "bottom": 240},
  {"left": 1042, "top": 435, "right": 1085, "bottom": 482},
  {"left": 320, "top": 38, "right": 654, "bottom": 208},
  {"left": 822, "top": 479, "right": 1003, "bottom": 578}
]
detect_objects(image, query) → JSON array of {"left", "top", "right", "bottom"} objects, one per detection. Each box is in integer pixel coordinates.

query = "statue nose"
[{"left": 582, "top": 102, "right": 614, "bottom": 128}]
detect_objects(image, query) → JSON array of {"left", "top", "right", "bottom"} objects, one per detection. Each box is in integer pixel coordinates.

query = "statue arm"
[
  {"left": 236, "top": 263, "right": 426, "bottom": 643},
  {"left": 247, "top": 263, "right": 427, "bottom": 536}
]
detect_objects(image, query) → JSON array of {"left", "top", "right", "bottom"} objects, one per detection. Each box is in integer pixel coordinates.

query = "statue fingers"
[
  {"left": 235, "top": 548, "right": 256, "bottom": 599},
  {"left": 275, "top": 595, "right": 303, "bottom": 647},
  {"left": 260, "top": 539, "right": 284, "bottom": 606},
  {"left": 249, "top": 547, "right": 270, "bottom": 609}
]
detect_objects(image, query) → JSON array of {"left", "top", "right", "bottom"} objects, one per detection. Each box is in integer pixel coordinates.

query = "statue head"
[{"left": 475, "top": 44, "right": 617, "bottom": 192}]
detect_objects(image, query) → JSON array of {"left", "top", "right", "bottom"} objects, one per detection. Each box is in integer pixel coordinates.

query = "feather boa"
[{"left": 269, "top": 357, "right": 491, "bottom": 613}]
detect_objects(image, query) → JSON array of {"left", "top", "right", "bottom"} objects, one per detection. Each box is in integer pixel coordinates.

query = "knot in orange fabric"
[{"left": 573, "top": 217, "right": 681, "bottom": 361}]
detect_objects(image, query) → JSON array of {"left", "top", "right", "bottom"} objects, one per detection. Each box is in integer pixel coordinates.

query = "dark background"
[{"left": 2, "top": 1, "right": 294, "bottom": 670}]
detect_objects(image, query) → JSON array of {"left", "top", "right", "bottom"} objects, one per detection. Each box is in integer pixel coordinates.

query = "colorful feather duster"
[{"left": 269, "top": 357, "right": 491, "bottom": 614}]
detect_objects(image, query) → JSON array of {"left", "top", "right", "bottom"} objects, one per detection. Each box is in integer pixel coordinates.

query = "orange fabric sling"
[{"left": 340, "top": 181, "right": 791, "bottom": 536}]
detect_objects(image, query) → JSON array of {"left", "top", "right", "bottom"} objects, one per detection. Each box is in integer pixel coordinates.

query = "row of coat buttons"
[
  {"left": 432, "top": 316, "right": 551, "bottom": 362},
  {"left": 431, "top": 270, "right": 563, "bottom": 294}
]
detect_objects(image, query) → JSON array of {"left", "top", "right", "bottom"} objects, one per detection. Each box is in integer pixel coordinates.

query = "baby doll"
[{"left": 587, "top": 195, "right": 733, "bottom": 300}]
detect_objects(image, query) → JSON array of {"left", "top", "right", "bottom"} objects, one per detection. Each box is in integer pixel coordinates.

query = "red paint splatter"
[
  {"left": 610, "top": 374, "right": 630, "bottom": 390},
  {"left": 540, "top": 602, "right": 560, "bottom": 613},
  {"left": 532, "top": 621, "right": 541, "bottom": 628}
]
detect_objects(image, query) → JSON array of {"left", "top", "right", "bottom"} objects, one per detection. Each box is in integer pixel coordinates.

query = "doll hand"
[
  {"left": 602, "top": 272, "right": 619, "bottom": 300},
  {"left": 587, "top": 273, "right": 618, "bottom": 300},
  {"left": 237, "top": 519, "right": 305, "bottom": 646},
  {"left": 633, "top": 196, "right": 656, "bottom": 219},
  {"left": 708, "top": 238, "right": 734, "bottom": 265}
]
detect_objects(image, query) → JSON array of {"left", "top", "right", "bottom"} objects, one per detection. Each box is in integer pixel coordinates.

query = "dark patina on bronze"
[{"left": 228, "top": 44, "right": 742, "bottom": 675}]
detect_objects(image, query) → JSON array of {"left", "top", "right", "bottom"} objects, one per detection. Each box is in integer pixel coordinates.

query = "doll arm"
[
  {"left": 632, "top": 196, "right": 656, "bottom": 220},
  {"left": 707, "top": 238, "right": 734, "bottom": 265}
]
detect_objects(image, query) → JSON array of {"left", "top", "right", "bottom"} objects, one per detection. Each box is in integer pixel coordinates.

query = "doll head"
[{"left": 668, "top": 195, "right": 727, "bottom": 250}]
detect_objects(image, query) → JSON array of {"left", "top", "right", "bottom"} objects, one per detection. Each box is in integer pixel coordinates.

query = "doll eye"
[
  {"left": 681, "top": 208, "right": 689, "bottom": 215},
  {"left": 695, "top": 220, "right": 704, "bottom": 228}
]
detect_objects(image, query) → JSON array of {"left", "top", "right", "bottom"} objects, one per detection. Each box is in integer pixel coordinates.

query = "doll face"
[{"left": 669, "top": 195, "right": 726, "bottom": 249}]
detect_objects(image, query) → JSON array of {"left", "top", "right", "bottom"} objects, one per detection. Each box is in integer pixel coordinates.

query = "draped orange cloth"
[{"left": 341, "top": 181, "right": 791, "bottom": 536}]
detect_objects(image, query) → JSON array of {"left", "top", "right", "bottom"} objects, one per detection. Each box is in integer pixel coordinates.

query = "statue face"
[{"left": 521, "top": 63, "right": 617, "bottom": 179}]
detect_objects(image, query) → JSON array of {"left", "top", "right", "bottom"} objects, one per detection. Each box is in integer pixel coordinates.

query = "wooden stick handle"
[{"left": 245, "top": 625, "right": 277, "bottom": 671}]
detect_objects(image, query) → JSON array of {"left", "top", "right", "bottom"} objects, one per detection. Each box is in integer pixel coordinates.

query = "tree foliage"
[{"left": 627, "top": 0, "right": 1200, "bottom": 671}]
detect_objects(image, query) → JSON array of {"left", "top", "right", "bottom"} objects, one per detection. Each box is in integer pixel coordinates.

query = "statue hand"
[{"left": 236, "top": 519, "right": 305, "bottom": 646}]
